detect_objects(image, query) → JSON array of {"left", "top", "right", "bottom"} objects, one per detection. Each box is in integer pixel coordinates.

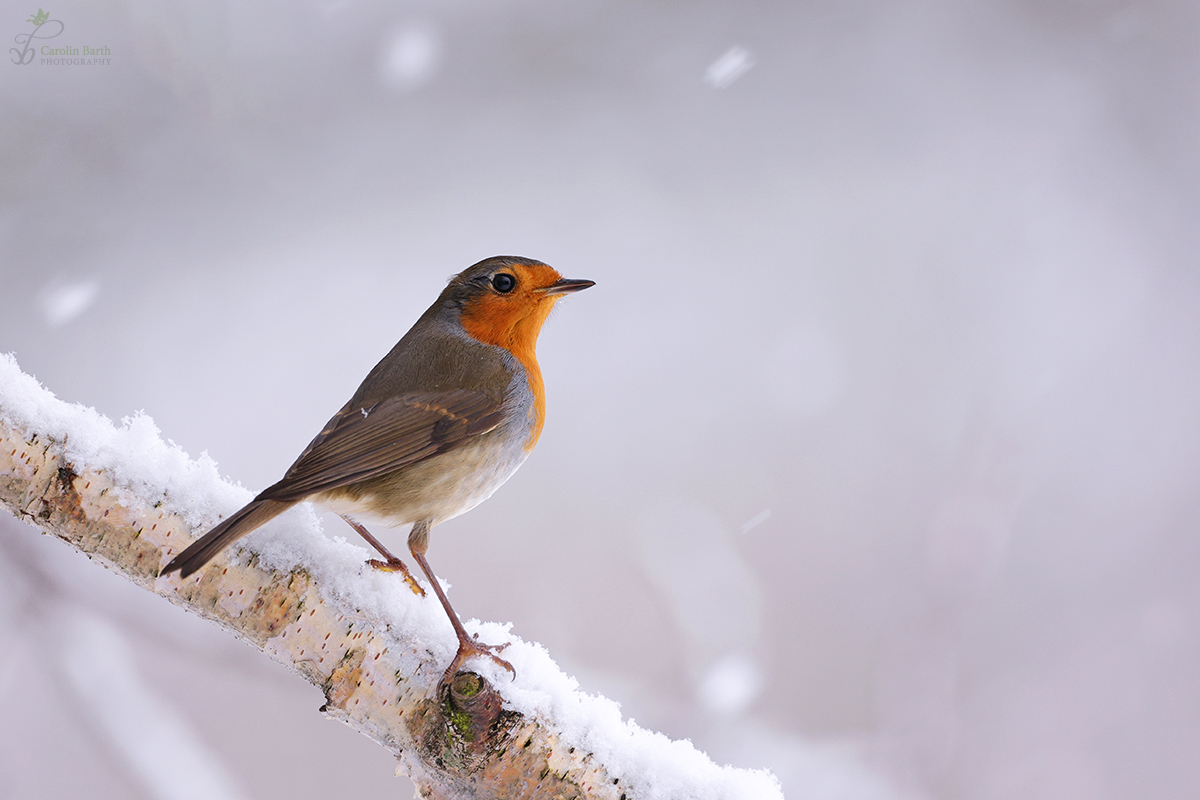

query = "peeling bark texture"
[{"left": 0, "top": 415, "right": 626, "bottom": 800}]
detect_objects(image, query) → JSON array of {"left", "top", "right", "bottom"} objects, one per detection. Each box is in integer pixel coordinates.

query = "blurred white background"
[{"left": 3, "top": 1, "right": 1199, "bottom": 798}]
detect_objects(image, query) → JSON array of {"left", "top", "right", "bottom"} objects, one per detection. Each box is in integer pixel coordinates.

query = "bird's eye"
[{"left": 492, "top": 273, "right": 517, "bottom": 293}]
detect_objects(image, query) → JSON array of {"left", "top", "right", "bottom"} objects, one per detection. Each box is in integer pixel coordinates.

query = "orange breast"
[{"left": 459, "top": 279, "right": 560, "bottom": 451}]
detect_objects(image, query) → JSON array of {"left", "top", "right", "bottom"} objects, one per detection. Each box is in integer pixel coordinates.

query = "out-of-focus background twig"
[{"left": 3, "top": 1, "right": 1199, "bottom": 799}]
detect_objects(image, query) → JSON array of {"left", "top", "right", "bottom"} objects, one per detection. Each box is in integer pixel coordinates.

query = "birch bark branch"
[
  {"left": 0, "top": 356, "right": 781, "bottom": 800},
  {"left": 1, "top": 405, "right": 623, "bottom": 800}
]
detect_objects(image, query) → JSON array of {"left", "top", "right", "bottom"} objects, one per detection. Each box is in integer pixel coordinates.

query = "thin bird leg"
[
  {"left": 408, "top": 519, "right": 515, "bottom": 682},
  {"left": 340, "top": 515, "right": 425, "bottom": 597}
]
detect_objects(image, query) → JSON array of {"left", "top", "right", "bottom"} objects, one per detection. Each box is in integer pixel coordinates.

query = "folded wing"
[{"left": 259, "top": 389, "right": 505, "bottom": 502}]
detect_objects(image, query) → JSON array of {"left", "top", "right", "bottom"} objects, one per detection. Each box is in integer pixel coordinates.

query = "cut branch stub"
[{"left": 411, "top": 670, "right": 521, "bottom": 774}]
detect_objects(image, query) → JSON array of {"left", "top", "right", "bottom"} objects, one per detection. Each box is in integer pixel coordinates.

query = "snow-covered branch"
[{"left": 0, "top": 354, "right": 781, "bottom": 800}]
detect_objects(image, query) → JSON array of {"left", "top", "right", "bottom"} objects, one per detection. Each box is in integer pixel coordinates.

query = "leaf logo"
[{"left": 11, "top": 8, "right": 63, "bottom": 64}]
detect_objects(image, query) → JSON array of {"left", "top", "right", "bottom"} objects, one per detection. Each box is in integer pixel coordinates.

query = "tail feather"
[{"left": 161, "top": 498, "right": 294, "bottom": 578}]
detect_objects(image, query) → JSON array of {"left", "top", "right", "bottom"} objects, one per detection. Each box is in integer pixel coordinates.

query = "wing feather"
[{"left": 256, "top": 389, "right": 503, "bottom": 502}]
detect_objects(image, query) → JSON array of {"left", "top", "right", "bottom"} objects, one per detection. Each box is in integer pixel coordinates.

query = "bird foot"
[
  {"left": 366, "top": 558, "right": 426, "bottom": 597},
  {"left": 442, "top": 634, "right": 515, "bottom": 684}
]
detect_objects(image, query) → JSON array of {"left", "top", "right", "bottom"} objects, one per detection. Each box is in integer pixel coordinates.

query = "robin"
[{"left": 161, "top": 256, "right": 594, "bottom": 680}]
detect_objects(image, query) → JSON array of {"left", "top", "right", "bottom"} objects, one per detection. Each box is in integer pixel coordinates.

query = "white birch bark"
[{"left": 0, "top": 356, "right": 781, "bottom": 800}]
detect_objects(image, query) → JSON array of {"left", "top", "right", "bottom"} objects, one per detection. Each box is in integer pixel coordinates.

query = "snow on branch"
[{"left": 0, "top": 354, "right": 782, "bottom": 800}]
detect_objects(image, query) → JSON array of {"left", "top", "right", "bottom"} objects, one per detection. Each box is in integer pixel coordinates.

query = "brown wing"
[{"left": 256, "top": 389, "right": 505, "bottom": 502}]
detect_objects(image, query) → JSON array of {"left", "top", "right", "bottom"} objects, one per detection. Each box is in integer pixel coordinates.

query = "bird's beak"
[{"left": 543, "top": 278, "right": 596, "bottom": 295}]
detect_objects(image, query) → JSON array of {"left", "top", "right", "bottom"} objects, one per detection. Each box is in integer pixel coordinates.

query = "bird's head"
[{"left": 446, "top": 256, "right": 594, "bottom": 354}]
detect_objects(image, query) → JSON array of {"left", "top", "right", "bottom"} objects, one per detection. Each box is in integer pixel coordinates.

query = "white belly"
[{"left": 313, "top": 423, "right": 531, "bottom": 529}]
